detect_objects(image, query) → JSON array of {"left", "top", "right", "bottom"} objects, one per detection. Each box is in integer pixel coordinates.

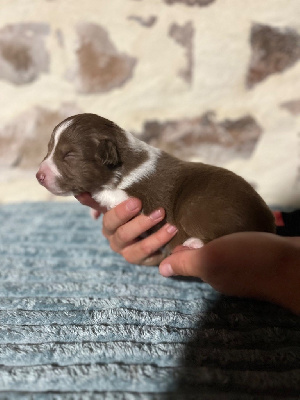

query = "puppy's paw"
[
  {"left": 90, "top": 209, "right": 101, "bottom": 220},
  {"left": 183, "top": 237, "right": 204, "bottom": 249}
]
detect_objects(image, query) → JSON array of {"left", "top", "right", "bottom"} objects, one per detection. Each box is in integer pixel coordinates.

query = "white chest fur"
[{"left": 92, "top": 188, "right": 129, "bottom": 210}]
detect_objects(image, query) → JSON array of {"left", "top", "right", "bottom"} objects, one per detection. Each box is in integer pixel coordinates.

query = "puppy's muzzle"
[{"left": 36, "top": 170, "right": 46, "bottom": 186}]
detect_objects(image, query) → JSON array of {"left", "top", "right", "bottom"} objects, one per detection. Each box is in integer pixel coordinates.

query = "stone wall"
[{"left": 0, "top": 0, "right": 300, "bottom": 207}]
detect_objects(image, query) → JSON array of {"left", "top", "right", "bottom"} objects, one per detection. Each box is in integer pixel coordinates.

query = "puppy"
[{"left": 36, "top": 113, "right": 275, "bottom": 251}]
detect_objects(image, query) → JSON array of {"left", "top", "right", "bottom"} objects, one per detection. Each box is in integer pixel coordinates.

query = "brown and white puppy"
[{"left": 36, "top": 113, "right": 275, "bottom": 251}]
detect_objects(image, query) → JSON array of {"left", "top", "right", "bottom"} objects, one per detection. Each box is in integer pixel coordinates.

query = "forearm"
[
  {"left": 270, "top": 240, "right": 300, "bottom": 314},
  {"left": 160, "top": 233, "right": 300, "bottom": 315}
]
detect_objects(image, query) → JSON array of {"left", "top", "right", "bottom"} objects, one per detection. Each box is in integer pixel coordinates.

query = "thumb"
[{"left": 159, "top": 247, "right": 205, "bottom": 278}]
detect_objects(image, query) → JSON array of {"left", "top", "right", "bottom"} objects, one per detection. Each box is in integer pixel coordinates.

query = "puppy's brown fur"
[{"left": 37, "top": 113, "right": 276, "bottom": 251}]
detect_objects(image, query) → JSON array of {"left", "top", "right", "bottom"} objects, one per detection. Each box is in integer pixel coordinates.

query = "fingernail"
[
  {"left": 160, "top": 263, "right": 175, "bottom": 277},
  {"left": 126, "top": 198, "right": 140, "bottom": 212},
  {"left": 149, "top": 209, "right": 163, "bottom": 221},
  {"left": 166, "top": 224, "right": 178, "bottom": 234}
]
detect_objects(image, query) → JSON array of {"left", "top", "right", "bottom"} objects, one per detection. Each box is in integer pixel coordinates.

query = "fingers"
[
  {"left": 120, "top": 223, "right": 178, "bottom": 266},
  {"left": 172, "top": 245, "right": 190, "bottom": 253},
  {"left": 102, "top": 198, "right": 178, "bottom": 265},
  {"left": 102, "top": 198, "right": 142, "bottom": 237},
  {"left": 90, "top": 209, "right": 102, "bottom": 220},
  {"left": 108, "top": 208, "right": 165, "bottom": 250},
  {"left": 159, "top": 247, "right": 203, "bottom": 278},
  {"left": 76, "top": 195, "right": 178, "bottom": 266}
]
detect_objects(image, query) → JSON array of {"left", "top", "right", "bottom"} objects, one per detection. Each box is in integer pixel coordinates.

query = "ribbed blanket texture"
[{"left": 0, "top": 202, "right": 299, "bottom": 399}]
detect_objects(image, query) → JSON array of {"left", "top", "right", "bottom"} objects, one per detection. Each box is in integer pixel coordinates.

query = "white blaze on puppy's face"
[
  {"left": 48, "top": 120, "right": 74, "bottom": 176},
  {"left": 36, "top": 119, "right": 74, "bottom": 195}
]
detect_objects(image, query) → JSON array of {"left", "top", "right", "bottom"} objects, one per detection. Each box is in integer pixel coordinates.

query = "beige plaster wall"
[{"left": 0, "top": 0, "right": 300, "bottom": 208}]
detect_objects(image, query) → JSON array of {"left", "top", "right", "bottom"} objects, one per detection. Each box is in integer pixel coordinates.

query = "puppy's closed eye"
[{"left": 63, "top": 151, "right": 76, "bottom": 161}]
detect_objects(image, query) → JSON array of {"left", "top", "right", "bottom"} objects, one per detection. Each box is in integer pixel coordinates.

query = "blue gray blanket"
[{"left": 0, "top": 202, "right": 299, "bottom": 399}]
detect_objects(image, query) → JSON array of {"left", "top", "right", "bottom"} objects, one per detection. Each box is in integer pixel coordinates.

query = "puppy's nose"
[{"left": 36, "top": 171, "right": 46, "bottom": 185}]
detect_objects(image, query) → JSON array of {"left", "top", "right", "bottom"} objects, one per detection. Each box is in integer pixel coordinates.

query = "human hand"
[
  {"left": 159, "top": 232, "right": 300, "bottom": 314},
  {"left": 75, "top": 192, "right": 107, "bottom": 219},
  {"left": 75, "top": 193, "right": 178, "bottom": 266}
]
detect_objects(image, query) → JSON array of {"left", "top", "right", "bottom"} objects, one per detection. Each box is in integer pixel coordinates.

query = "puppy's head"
[{"left": 36, "top": 113, "right": 123, "bottom": 196}]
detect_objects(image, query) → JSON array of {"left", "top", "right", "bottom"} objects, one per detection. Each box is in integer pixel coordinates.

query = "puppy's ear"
[{"left": 95, "top": 139, "right": 120, "bottom": 167}]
